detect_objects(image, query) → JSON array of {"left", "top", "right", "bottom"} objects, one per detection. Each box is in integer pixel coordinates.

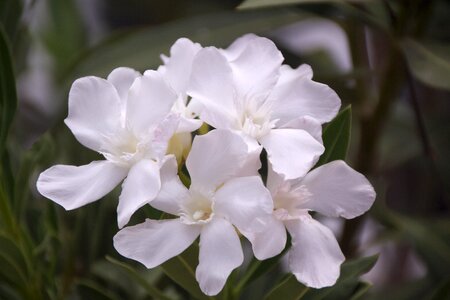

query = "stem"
[
  {"left": 341, "top": 45, "right": 404, "bottom": 257},
  {"left": 405, "top": 65, "right": 450, "bottom": 208}
]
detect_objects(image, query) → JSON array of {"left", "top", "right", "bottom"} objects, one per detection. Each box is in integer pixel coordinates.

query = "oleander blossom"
[
  {"left": 157, "top": 37, "right": 203, "bottom": 133},
  {"left": 188, "top": 34, "right": 341, "bottom": 180},
  {"left": 157, "top": 38, "right": 204, "bottom": 163},
  {"left": 244, "top": 161, "right": 376, "bottom": 288},
  {"left": 37, "top": 68, "right": 180, "bottom": 228},
  {"left": 113, "top": 129, "right": 273, "bottom": 296},
  {"left": 36, "top": 33, "right": 377, "bottom": 297}
]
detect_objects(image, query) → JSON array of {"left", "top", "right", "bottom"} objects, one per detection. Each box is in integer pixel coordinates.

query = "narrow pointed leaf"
[
  {"left": 106, "top": 256, "right": 172, "bottom": 300},
  {"left": 265, "top": 275, "right": 309, "bottom": 300},
  {"left": 401, "top": 39, "right": 450, "bottom": 91},
  {"left": 316, "top": 106, "right": 352, "bottom": 167},
  {"left": 160, "top": 243, "right": 210, "bottom": 300},
  {"left": 264, "top": 255, "right": 378, "bottom": 300},
  {"left": 0, "top": 25, "right": 17, "bottom": 156},
  {"left": 238, "top": 0, "right": 371, "bottom": 10},
  {"left": 302, "top": 255, "right": 378, "bottom": 300},
  {"left": 68, "top": 10, "right": 307, "bottom": 79},
  {"left": 349, "top": 281, "right": 372, "bottom": 300}
]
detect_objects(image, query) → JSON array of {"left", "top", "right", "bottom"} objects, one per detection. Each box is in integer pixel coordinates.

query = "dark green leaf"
[
  {"left": 0, "top": 25, "right": 17, "bottom": 203},
  {"left": 77, "top": 279, "right": 122, "bottom": 300},
  {"left": 0, "top": 283, "right": 21, "bottom": 300},
  {"left": 0, "top": 234, "right": 29, "bottom": 277},
  {"left": 0, "top": 25, "right": 17, "bottom": 156},
  {"left": 264, "top": 255, "right": 377, "bottom": 300},
  {"left": 401, "top": 39, "right": 450, "bottom": 90},
  {"left": 43, "top": 0, "right": 87, "bottom": 76},
  {"left": 428, "top": 278, "right": 450, "bottom": 300},
  {"left": 238, "top": 0, "right": 370, "bottom": 10},
  {"left": 316, "top": 106, "right": 352, "bottom": 167},
  {"left": 106, "top": 256, "right": 172, "bottom": 300},
  {"left": 349, "top": 281, "right": 372, "bottom": 300},
  {"left": 67, "top": 9, "right": 308, "bottom": 80},
  {"left": 235, "top": 236, "right": 291, "bottom": 294},
  {"left": 303, "top": 255, "right": 378, "bottom": 300},
  {"left": 161, "top": 243, "right": 210, "bottom": 300},
  {"left": 14, "top": 134, "right": 54, "bottom": 217},
  {"left": 0, "top": 0, "right": 23, "bottom": 41},
  {"left": 264, "top": 275, "right": 309, "bottom": 300}
]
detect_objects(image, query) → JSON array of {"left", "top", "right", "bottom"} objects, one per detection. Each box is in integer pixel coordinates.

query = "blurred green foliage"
[{"left": 1, "top": 0, "right": 449, "bottom": 299}]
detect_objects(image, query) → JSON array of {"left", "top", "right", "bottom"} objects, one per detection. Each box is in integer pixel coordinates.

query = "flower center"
[
  {"left": 101, "top": 129, "right": 151, "bottom": 167},
  {"left": 239, "top": 98, "right": 276, "bottom": 139},
  {"left": 180, "top": 190, "right": 214, "bottom": 224},
  {"left": 273, "top": 184, "right": 312, "bottom": 221}
]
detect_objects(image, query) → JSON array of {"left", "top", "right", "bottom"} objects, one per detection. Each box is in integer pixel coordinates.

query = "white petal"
[
  {"left": 177, "top": 117, "right": 203, "bottom": 133},
  {"left": 234, "top": 132, "right": 263, "bottom": 177},
  {"left": 221, "top": 33, "right": 259, "bottom": 61},
  {"left": 161, "top": 38, "right": 202, "bottom": 95},
  {"left": 117, "top": 159, "right": 161, "bottom": 228},
  {"left": 150, "top": 113, "right": 180, "bottom": 161},
  {"left": 188, "top": 47, "right": 236, "bottom": 129},
  {"left": 228, "top": 36, "right": 283, "bottom": 99},
  {"left": 151, "top": 156, "right": 189, "bottom": 216},
  {"left": 270, "top": 64, "right": 341, "bottom": 124},
  {"left": 65, "top": 77, "right": 122, "bottom": 151},
  {"left": 114, "top": 218, "right": 200, "bottom": 268},
  {"left": 242, "top": 216, "right": 287, "bottom": 260},
  {"left": 286, "top": 216, "right": 345, "bottom": 288},
  {"left": 126, "top": 71, "right": 177, "bottom": 134},
  {"left": 299, "top": 160, "right": 376, "bottom": 219},
  {"left": 187, "top": 129, "right": 252, "bottom": 193},
  {"left": 278, "top": 64, "right": 313, "bottom": 83},
  {"left": 37, "top": 160, "right": 127, "bottom": 210},
  {"left": 279, "top": 115, "right": 323, "bottom": 144},
  {"left": 266, "top": 162, "right": 286, "bottom": 197},
  {"left": 196, "top": 218, "right": 243, "bottom": 296},
  {"left": 107, "top": 67, "right": 141, "bottom": 102},
  {"left": 214, "top": 176, "right": 273, "bottom": 233},
  {"left": 260, "top": 128, "right": 324, "bottom": 180}
]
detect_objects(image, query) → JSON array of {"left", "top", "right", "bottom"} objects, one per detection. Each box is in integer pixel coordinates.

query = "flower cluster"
[{"left": 37, "top": 34, "right": 376, "bottom": 296}]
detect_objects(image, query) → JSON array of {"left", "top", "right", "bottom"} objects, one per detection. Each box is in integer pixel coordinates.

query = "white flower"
[
  {"left": 156, "top": 38, "right": 203, "bottom": 133},
  {"left": 188, "top": 34, "right": 342, "bottom": 179},
  {"left": 244, "top": 161, "right": 376, "bottom": 288},
  {"left": 113, "top": 129, "right": 273, "bottom": 296},
  {"left": 37, "top": 67, "right": 180, "bottom": 228}
]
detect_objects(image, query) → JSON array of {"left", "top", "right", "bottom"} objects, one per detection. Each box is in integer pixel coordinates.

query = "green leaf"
[
  {"left": 67, "top": 9, "right": 308, "bottom": 80},
  {"left": 160, "top": 243, "right": 210, "bottom": 300},
  {"left": 316, "top": 106, "right": 352, "bottom": 167},
  {"left": 0, "top": 25, "right": 17, "bottom": 156},
  {"left": 106, "top": 256, "right": 172, "bottom": 300},
  {"left": 238, "top": 0, "right": 371, "bottom": 10},
  {"left": 264, "top": 255, "right": 378, "bottom": 300},
  {"left": 77, "top": 279, "right": 122, "bottom": 300},
  {"left": 428, "top": 278, "right": 450, "bottom": 300},
  {"left": 265, "top": 275, "right": 309, "bottom": 300},
  {"left": 43, "top": 0, "right": 87, "bottom": 76},
  {"left": 349, "top": 282, "right": 372, "bottom": 300},
  {"left": 0, "top": 0, "right": 23, "bottom": 40},
  {"left": 0, "top": 25, "right": 17, "bottom": 203},
  {"left": 401, "top": 39, "right": 450, "bottom": 90},
  {"left": 14, "top": 134, "right": 54, "bottom": 217},
  {"left": 302, "top": 255, "right": 378, "bottom": 300},
  {"left": 234, "top": 236, "right": 291, "bottom": 295}
]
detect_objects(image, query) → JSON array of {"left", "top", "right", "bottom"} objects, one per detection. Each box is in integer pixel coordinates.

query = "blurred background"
[{"left": 1, "top": 0, "right": 449, "bottom": 299}]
